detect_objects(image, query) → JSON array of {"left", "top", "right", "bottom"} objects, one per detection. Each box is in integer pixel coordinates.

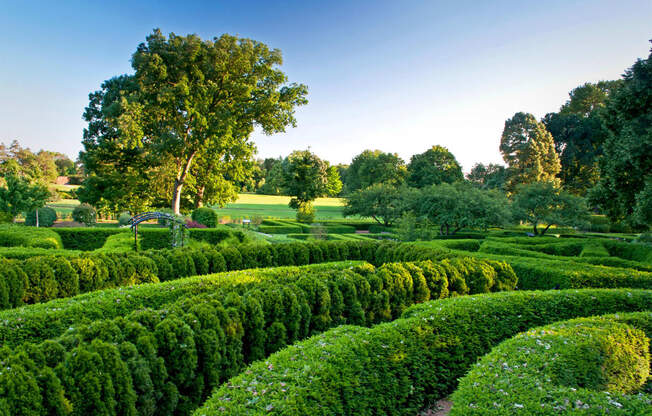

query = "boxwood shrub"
[
  {"left": 451, "top": 313, "right": 651, "bottom": 415},
  {"left": 24, "top": 206, "right": 57, "bottom": 227},
  {"left": 191, "top": 207, "right": 219, "bottom": 228},
  {"left": 0, "top": 258, "right": 512, "bottom": 415},
  {"left": 195, "top": 289, "right": 652, "bottom": 415},
  {"left": 53, "top": 228, "right": 125, "bottom": 250}
]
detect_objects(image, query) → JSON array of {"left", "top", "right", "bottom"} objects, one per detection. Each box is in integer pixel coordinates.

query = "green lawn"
[{"left": 212, "top": 194, "right": 347, "bottom": 220}]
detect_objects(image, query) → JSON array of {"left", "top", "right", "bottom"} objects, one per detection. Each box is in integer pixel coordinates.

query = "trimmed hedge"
[
  {"left": 452, "top": 313, "right": 652, "bottom": 414},
  {"left": 191, "top": 207, "right": 219, "bottom": 228},
  {"left": 53, "top": 228, "right": 125, "bottom": 250},
  {"left": 195, "top": 289, "right": 652, "bottom": 415},
  {"left": 0, "top": 225, "right": 63, "bottom": 249},
  {"left": 258, "top": 225, "right": 303, "bottom": 234},
  {"left": 0, "top": 258, "right": 513, "bottom": 415},
  {"left": 580, "top": 241, "right": 610, "bottom": 257}
]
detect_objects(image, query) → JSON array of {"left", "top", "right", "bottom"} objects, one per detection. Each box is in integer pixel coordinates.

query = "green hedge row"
[
  {"left": 0, "top": 225, "right": 63, "bottom": 249},
  {"left": 194, "top": 289, "right": 652, "bottom": 415},
  {"left": 0, "top": 258, "right": 515, "bottom": 416},
  {"left": 53, "top": 228, "right": 125, "bottom": 250},
  {"left": 139, "top": 227, "right": 247, "bottom": 250},
  {"left": 452, "top": 313, "right": 651, "bottom": 415},
  {"left": 258, "top": 225, "right": 303, "bottom": 234}
]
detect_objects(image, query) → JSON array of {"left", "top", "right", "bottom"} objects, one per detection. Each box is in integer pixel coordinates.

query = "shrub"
[
  {"left": 0, "top": 211, "right": 12, "bottom": 223},
  {"left": 0, "top": 224, "right": 63, "bottom": 249},
  {"left": 191, "top": 207, "right": 218, "bottom": 228},
  {"left": 185, "top": 219, "right": 207, "bottom": 228},
  {"left": 637, "top": 231, "right": 652, "bottom": 244},
  {"left": 117, "top": 211, "right": 132, "bottom": 226},
  {"left": 196, "top": 289, "right": 652, "bottom": 415},
  {"left": 452, "top": 314, "right": 651, "bottom": 415},
  {"left": 71, "top": 203, "right": 97, "bottom": 225},
  {"left": 296, "top": 202, "right": 315, "bottom": 223},
  {"left": 258, "top": 225, "right": 303, "bottom": 234},
  {"left": 24, "top": 206, "right": 57, "bottom": 227},
  {"left": 580, "top": 242, "right": 610, "bottom": 257},
  {"left": 53, "top": 228, "right": 123, "bottom": 250}
]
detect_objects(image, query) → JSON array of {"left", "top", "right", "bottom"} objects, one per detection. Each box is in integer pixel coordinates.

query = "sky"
[{"left": 0, "top": 1, "right": 650, "bottom": 172}]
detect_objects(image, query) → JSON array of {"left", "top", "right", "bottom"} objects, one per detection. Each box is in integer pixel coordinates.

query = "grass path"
[{"left": 212, "top": 193, "right": 346, "bottom": 220}]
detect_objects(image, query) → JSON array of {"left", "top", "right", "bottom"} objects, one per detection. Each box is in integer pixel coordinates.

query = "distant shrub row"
[
  {"left": 0, "top": 224, "right": 63, "bottom": 249},
  {"left": 0, "top": 257, "right": 515, "bottom": 415},
  {"left": 195, "top": 289, "right": 652, "bottom": 415},
  {"left": 452, "top": 312, "right": 651, "bottom": 415}
]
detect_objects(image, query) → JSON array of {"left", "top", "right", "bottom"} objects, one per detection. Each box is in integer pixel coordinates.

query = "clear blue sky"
[{"left": 1, "top": 0, "right": 650, "bottom": 171}]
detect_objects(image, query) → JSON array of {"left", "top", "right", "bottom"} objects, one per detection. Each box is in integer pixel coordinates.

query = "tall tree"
[
  {"left": 343, "top": 183, "right": 413, "bottom": 226},
  {"left": 0, "top": 173, "right": 50, "bottom": 221},
  {"left": 407, "top": 145, "right": 463, "bottom": 188},
  {"left": 500, "top": 112, "right": 561, "bottom": 192},
  {"left": 590, "top": 43, "right": 652, "bottom": 225},
  {"left": 280, "top": 150, "right": 336, "bottom": 221},
  {"left": 344, "top": 150, "right": 407, "bottom": 192},
  {"left": 559, "top": 81, "right": 622, "bottom": 117},
  {"left": 466, "top": 163, "right": 508, "bottom": 190}
]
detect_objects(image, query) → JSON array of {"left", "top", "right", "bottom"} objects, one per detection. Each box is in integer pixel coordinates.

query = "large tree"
[
  {"left": 344, "top": 150, "right": 407, "bottom": 193},
  {"left": 343, "top": 183, "right": 413, "bottom": 226},
  {"left": 407, "top": 145, "right": 463, "bottom": 188},
  {"left": 80, "top": 30, "right": 308, "bottom": 214},
  {"left": 590, "top": 44, "right": 652, "bottom": 225},
  {"left": 500, "top": 112, "right": 561, "bottom": 192},
  {"left": 466, "top": 163, "right": 508, "bottom": 191},
  {"left": 280, "top": 150, "right": 340, "bottom": 221},
  {"left": 512, "top": 182, "right": 587, "bottom": 236},
  {"left": 559, "top": 81, "right": 622, "bottom": 117},
  {"left": 0, "top": 173, "right": 50, "bottom": 221}
]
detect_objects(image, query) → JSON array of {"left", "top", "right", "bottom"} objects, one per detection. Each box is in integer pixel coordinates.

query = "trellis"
[{"left": 128, "top": 212, "right": 187, "bottom": 251}]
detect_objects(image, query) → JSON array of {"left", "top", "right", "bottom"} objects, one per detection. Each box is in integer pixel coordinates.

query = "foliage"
[
  {"left": 0, "top": 224, "right": 63, "bottom": 249},
  {"left": 72, "top": 203, "right": 97, "bottom": 226},
  {"left": 343, "top": 183, "right": 413, "bottom": 226},
  {"left": 24, "top": 206, "right": 57, "bottom": 227},
  {"left": 466, "top": 163, "right": 508, "bottom": 190},
  {"left": 117, "top": 211, "right": 132, "bottom": 226},
  {"left": 0, "top": 172, "right": 50, "bottom": 221},
  {"left": 256, "top": 158, "right": 285, "bottom": 195},
  {"left": 296, "top": 201, "right": 315, "bottom": 223},
  {"left": 452, "top": 314, "right": 651, "bottom": 415},
  {"left": 590, "top": 45, "right": 652, "bottom": 224},
  {"left": 196, "top": 289, "right": 652, "bottom": 415},
  {"left": 0, "top": 139, "right": 64, "bottom": 183},
  {"left": 512, "top": 181, "right": 588, "bottom": 235},
  {"left": 500, "top": 112, "right": 561, "bottom": 191},
  {"left": 344, "top": 149, "right": 407, "bottom": 192},
  {"left": 406, "top": 145, "right": 463, "bottom": 188},
  {"left": 415, "top": 182, "right": 512, "bottom": 235},
  {"left": 191, "top": 207, "right": 219, "bottom": 228},
  {"left": 79, "top": 30, "right": 308, "bottom": 214}
]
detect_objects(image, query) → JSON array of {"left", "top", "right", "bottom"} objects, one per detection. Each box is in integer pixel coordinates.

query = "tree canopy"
[
  {"left": 407, "top": 145, "right": 463, "bottom": 188},
  {"left": 343, "top": 183, "right": 413, "bottom": 226},
  {"left": 0, "top": 173, "right": 50, "bottom": 221},
  {"left": 589, "top": 43, "right": 652, "bottom": 226},
  {"left": 500, "top": 112, "right": 561, "bottom": 192},
  {"left": 466, "top": 163, "right": 508, "bottom": 191},
  {"left": 344, "top": 150, "right": 407, "bottom": 193},
  {"left": 79, "top": 30, "right": 308, "bottom": 214}
]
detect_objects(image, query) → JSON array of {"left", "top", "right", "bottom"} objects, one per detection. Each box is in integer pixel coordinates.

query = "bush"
[
  {"left": 0, "top": 258, "right": 515, "bottom": 415},
  {"left": 117, "top": 211, "right": 132, "bottom": 226},
  {"left": 580, "top": 242, "right": 610, "bottom": 257},
  {"left": 258, "top": 225, "right": 303, "bottom": 234},
  {"left": 24, "top": 206, "right": 57, "bottom": 227},
  {"left": 71, "top": 203, "right": 97, "bottom": 225},
  {"left": 53, "top": 228, "right": 123, "bottom": 250},
  {"left": 452, "top": 313, "right": 651, "bottom": 415},
  {"left": 296, "top": 202, "right": 315, "bottom": 223},
  {"left": 0, "top": 211, "right": 12, "bottom": 223},
  {"left": 196, "top": 289, "right": 652, "bottom": 415},
  {"left": 191, "top": 207, "right": 219, "bottom": 228},
  {"left": 637, "top": 231, "right": 652, "bottom": 244}
]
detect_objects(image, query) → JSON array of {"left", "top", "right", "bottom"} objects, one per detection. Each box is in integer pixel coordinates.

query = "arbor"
[
  {"left": 415, "top": 183, "right": 511, "bottom": 235},
  {"left": 280, "top": 150, "right": 340, "bottom": 221},
  {"left": 500, "top": 112, "right": 561, "bottom": 192},
  {"left": 590, "top": 44, "right": 652, "bottom": 225},
  {"left": 466, "top": 163, "right": 508, "bottom": 190},
  {"left": 0, "top": 173, "right": 50, "bottom": 221},
  {"left": 512, "top": 182, "right": 588, "bottom": 236},
  {"left": 80, "top": 30, "right": 308, "bottom": 214},
  {"left": 344, "top": 150, "right": 407, "bottom": 192},
  {"left": 343, "top": 184, "right": 413, "bottom": 226},
  {"left": 407, "top": 145, "right": 463, "bottom": 188}
]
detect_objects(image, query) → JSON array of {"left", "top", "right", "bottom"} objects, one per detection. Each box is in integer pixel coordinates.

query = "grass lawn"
[
  {"left": 212, "top": 193, "right": 347, "bottom": 220},
  {"left": 47, "top": 199, "right": 79, "bottom": 217}
]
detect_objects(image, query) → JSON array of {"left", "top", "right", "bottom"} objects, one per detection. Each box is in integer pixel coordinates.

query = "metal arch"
[{"left": 128, "top": 211, "right": 187, "bottom": 251}]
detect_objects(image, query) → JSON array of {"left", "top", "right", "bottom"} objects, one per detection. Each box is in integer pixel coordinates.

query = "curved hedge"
[
  {"left": 193, "top": 289, "right": 652, "bottom": 415},
  {"left": 452, "top": 313, "right": 652, "bottom": 414},
  {"left": 0, "top": 224, "right": 63, "bottom": 249},
  {"left": 0, "top": 258, "right": 513, "bottom": 416}
]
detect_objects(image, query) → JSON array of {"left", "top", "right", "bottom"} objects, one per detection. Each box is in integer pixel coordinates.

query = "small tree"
[
  {"left": 0, "top": 173, "right": 50, "bottom": 222},
  {"left": 343, "top": 184, "right": 413, "bottom": 226},
  {"left": 407, "top": 145, "right": 463, "bottom": 188},
  {"left": 512, "top": 182, "right": 588, "bottom": 236},
  {"left": 281, "top": 150, "right": 338, "bottom": 222},
  {"left": 416, "top": 183, "right": 511, "bottom": 235}
]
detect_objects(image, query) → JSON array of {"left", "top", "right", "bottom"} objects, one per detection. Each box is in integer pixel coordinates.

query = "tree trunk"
[
  {"left": 533, "top": 223, "right": 539, "bottom": 236},
  {"left": 36, "top": 208, "right": 39, "bottom": 228},
  {"left": 196, "top": 186, "right": 205, "bottom": 208},
  {"left": 171, "top": 153, "right": 197, "bottom": 215}
]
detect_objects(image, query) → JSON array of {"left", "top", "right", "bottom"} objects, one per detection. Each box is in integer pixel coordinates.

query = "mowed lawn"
[{"left": 212, "top": 193, "right": 347, "bottom": 220}]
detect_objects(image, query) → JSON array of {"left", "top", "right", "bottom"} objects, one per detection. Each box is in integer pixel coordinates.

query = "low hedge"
[
  {"left": 194, "top": 289, "right": 652, "bottom": 415},
  {"left": 580, "top": 241, "right": 610, "bottom": 257},
  {"left": 258, "top": 225, "right": 303, "bottom": 234},
  {"left": 0, "top": 258, "right": 514, "bottom": 415},
  {"left": 452, "top": 313, "right": 652, "bottom": 415},
  {"left": 53, "top": 228, "right": 125, "bottom": 250},
  {"left": 0, "top": 246, "right": 81, "bottom": 260},
  {"left": 0, "top": 224, "right": 63, "bottom": 249}
]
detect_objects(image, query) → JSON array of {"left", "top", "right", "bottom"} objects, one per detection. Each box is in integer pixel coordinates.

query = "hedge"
[
  {"left": 0, "top": 258, "right": 514, "bottom": 415},
  {"left": 191, "top": 207, "right": 219, "bottom": 228},
  {"left": 258, "top": 225, "right": 303, "bottom": 234},
  {"left": 0, "top": 224, "right": 63, "bottom": 249},
  {"left": 451, "top": 313, "right": 652, "bottom": 415},
  {"left": 580, "top": 241, "right": 610, "bottom": 257},
  {"left": 194, "top": 289, "right": 652, "bottom": 415},
  {"left": 24, "top": 206, "right": 57, "bottom": 227},
  {"left": 53, "top": 228, "right": 125, "bottom": 250}
]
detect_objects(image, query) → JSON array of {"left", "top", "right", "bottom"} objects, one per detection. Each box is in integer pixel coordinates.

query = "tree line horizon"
[{"left": 1, "top": 31, "right": 649, "bottom": 230}]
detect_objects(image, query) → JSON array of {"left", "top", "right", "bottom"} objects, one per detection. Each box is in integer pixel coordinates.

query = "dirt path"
[{"left": 419, "top": 399, "right": 453, "bottom": 416}]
